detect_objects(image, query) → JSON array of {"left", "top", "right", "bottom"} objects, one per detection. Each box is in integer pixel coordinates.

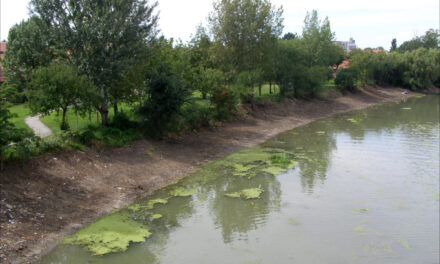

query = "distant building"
[
  {"left": 334, "top": 38, "right": 358, "bottom": 53},
  {"left": 0, "top": 41, "right": 6, "bottom": 83}
]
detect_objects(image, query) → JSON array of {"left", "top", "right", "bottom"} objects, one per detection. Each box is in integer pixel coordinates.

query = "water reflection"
[{"left": 39, "top": 95, "right": 440, "bottom": 264}]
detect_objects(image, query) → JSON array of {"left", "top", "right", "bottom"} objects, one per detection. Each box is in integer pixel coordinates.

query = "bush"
[
  {"left": 137, "top": 63, "right": 190, "bottom": 138},
  {"left": 77, "top": 126, "right": 139, "bottom": 148},
  {"left": 110, "top": 111, "right": 137, "bottom": 130},
  {"left": 211, "top": 86, "right": 237, "bottom": 120},
  {"left": 181, "top": 100, "right": 213, "bottom": 131},
  {"left": 335, "top": 68, "right": 359, "bottom": 92}
]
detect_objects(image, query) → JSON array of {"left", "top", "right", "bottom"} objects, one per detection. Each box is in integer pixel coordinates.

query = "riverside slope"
[{"left": 0, "top": 86, "right": 427, "bottom": 264}]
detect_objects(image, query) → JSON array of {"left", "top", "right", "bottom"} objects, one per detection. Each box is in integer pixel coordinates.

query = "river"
[{"left": 39, "top": 95, "right": 439, "bottom": 264}]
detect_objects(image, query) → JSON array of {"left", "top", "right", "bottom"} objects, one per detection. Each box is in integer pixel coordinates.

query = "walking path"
[{"left": 24, "top": 115, "right": 52, "bottom": 138}]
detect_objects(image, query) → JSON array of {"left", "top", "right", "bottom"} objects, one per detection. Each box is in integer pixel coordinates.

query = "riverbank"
[{"left": 0, "top": 86, "right": 423, "bottom": 264}]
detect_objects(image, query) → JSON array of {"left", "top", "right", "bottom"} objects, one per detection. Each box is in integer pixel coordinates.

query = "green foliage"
[
  {"left": 270, "top": 154, "right": 292, "bottom": 166},
  {"left": 209, "top": 0, "right": 284, "bottom": 99},
  {"left": 1, "top": 16, "right": 54, "bottom": 103},
  {"left": 335, "top": 68, "right": 359, "bottom": 92},
  {"left": 30, "top": 0, "right": 159, "bottom": 125},
  {"left": 28, "top": 63, "right": 96, "bottom": 130},
  {"left": 137, "top": 59, "right": 190, "bottom": 138},
  {"left": 211, "top": 85, "right": 237, "bottom": 120},
  {"left": 390, "top": 38, "right": 397, "bottom": 52},
  {"left": 351, "top": 48, "right": 440, "bottom": 90},
  {"left": 302, "top": 10, "right": 344, "bottom": 67},
  {"left": 398, "top": 29, "right": 439, "bottom": 53},
  {"left": 77, "top": 126, "right": 139, "bottom": 148},
  {"left": 181, "top": 99, "right": 213, "bottom": 131},
  {"left": 0, "top": 101, "right": 16, "bottom": 170}
]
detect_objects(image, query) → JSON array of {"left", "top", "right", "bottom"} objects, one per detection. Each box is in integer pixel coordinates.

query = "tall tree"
[
  {"left": 208, "top": 0, "right": 284, "bottom": 75},
  {"left": 30, "top": 0, "right": 159, "bottom": 125},
  {"left": 302, "top": 10, "right": 340, "bottom": 67},
  {"left": 0, "top": 100, "right": 16, "bottom": 171},
  {"left": 390, "top": 38, "right": 397, "bottom": 52},
  {"left": 1, "top": 16, "right": 54, "bottom": 103},
  {"left": 27, "top": 63, "right": 96, "bottom": 130}
]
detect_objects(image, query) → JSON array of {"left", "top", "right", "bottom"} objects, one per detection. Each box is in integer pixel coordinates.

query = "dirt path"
[
  {"left": 0, "top": 87, "right": 426, "bottom": 264},
  {"left": 24, "top": 115, "right": 52, "bottom": 138}
]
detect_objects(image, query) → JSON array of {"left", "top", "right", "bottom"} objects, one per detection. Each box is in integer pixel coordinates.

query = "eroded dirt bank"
[{"left": 0, "top": 87, "right": 423, "bottom": 263}]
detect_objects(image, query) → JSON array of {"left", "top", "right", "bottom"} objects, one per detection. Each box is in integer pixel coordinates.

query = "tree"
[
  {"left": 208, "top": 0, "right": 284, "bottom": 75},
  {"left": 0, "top": 100, "right": 16, "bottom": 171},
  {"left": 390, "top": 38, "right": 397, "bottom": 52},
  {"left": 1, "top": 16, "right": 54, "bottom": 103},
  {"left": 30, "top": 0, "right": 159, "bottom": 126},
  {"left": 398, "top": 29, "right": 439, "bottom": 52},
  {"left": 282, "top": 32, "right": 297, "bottom": 40},
  {"left": 27, "top": 63, "right": 96, "bottom": 130},
  {"left": 302, "top": 10, "right": 340, "bottom": 67},
  {"left": 137, "top": 38, "right": 191, "bottom": 138}
]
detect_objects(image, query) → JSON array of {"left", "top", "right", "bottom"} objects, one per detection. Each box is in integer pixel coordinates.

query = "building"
[
  {"left": 0, "top": 41, "right": 6, "bottom": 83},
  {"left": 334, "top": 38, "right": 358, "bottom": 53}
]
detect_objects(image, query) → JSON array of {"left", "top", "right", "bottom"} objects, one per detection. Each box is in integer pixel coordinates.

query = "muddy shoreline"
[{"left": 0, "top": 86, "right": 426, "bottom": 263}]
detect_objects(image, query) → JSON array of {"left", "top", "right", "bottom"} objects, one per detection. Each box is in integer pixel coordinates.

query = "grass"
[
  {"left": 40, "top": 103, "right": 136, "bottom": 133},
  {"left": 8, "top": 104, "right": 34, "bottom": 135}
]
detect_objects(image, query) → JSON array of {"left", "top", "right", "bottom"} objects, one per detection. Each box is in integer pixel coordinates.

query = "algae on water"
[
  {"left": 128, "top": 198, "right": 169, "bottom": 212},
  {"left": 225, "top": 188, "right": 264, "bottom": 199},
  {"left": 170, "top": 187, "right": 196, "bottom": 197},
  {"left": 351, "top": 208, "right": 370, "bottom": 214},
  {"left": 63, "top": 212, "right": 151, "bottom": 256},
  {"left": 152, "top": 214, "right": 163, "bottom": 220}
]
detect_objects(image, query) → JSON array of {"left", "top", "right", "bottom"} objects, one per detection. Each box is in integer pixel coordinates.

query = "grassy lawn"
[
  {"left": 40, "top": 103, "right": 136, "bottom": 133},
  {"left": 8, "top": 104, "right": 34, "bottom": 135}
]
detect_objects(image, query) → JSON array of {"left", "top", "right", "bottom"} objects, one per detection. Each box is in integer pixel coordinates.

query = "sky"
[{"left": 0, "top": 0, "right": 438, "bottom": 50}]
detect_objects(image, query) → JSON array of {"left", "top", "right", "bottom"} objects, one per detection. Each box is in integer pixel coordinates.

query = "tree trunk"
[
  {"left": 258, "top": 83, "right": 262, "bottom": 97},
  {"left": 202, "top": 92, "right": 207, "bottom": 100},
  {"left": 61, "top": 108, "right": 68, "bottom": 130},
  {"left": 0, "top": 148, "right": 4, "bottom": 173},
  {"left": 269, "top": 81, "right": 272, "bottom": 94},
  {"left": 101, "top": 109, "right": 109, "bottom": 126},
  {"left": 114, "top": 102, "right": 119, "bottom": 117},
  {"left": 100, "top": 86, "right": 109, "bottom": 126}
]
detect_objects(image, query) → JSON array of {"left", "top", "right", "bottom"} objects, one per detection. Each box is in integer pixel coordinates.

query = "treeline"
[
  {"left": 0, "top": 0, "right": 438, "bottom": 168},
  {"left": 336, "top": 30, "right": 440, "bottom": 92}
]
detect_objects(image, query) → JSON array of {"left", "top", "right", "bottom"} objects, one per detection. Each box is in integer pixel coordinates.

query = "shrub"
[
  {"left": 335, "top": 68, "right": 359, "bottom": 92},
  {"left": 211, "top": 86, "right": 237, "bottom": 120}
]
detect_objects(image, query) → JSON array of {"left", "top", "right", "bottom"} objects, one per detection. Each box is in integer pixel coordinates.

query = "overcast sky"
[{"left": 0, "top": 0, "right": 438, "bottom": 49}]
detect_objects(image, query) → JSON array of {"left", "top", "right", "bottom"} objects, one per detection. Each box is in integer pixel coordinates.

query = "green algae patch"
[
  {"left": 401, "top": 107, "right": 412, "bottom": 110},
  {"left": 152, "top": 214, "right": 163, "bottom": 220},
  {"left": 207, "top": 146, "right": 297, "bottom": 178},
  {"left": 241, "top": 188, "right": 264, "bottom": 199},
  {"left": 127, "top": 204, "right": 141, "bottom": 212},
  {"left": 146, "top": 198, "right": 168, "bottom": 210},
  {"left": 170, "top": 187, "right": 196, "bottom": 197},
  {"left": 270, "top": 155, "right": 292, "bottom": 166},
  {"left": 128, "top": 198, "right": 168, "bottom": 212},
  {"left": 225, "top": 192, "right": 241, "bottom": 198},
  {"left": 262, "top": 166, "right": 287, "bottom": 176},
  {"left": 347, "top": 117, "right": 363, "bottom": 124},
  {"left": 63, "top": 212, "right": 151, "bottom": 256},
  {"left": 351, "top": 208, "right": 370, "bottom": 214},
  {"left": 225, "top": 188, "right": 264, "bottom": 199},
  {"left": 316, "top": 131, "right": 326, "bottom": 135},
  {"left": 288, "top": 219, "right": 300, "bottom": 225},
  {"left": 354, "top": 226, "right": 366, "bottom": 235},
  {"left": 397, "top": 239, "right": 411, "bottom": 249}
]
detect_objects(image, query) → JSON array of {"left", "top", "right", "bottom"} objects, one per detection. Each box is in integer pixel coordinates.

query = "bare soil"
[{"left": 0, "top": 86, "right": 421, "bottom": 264}]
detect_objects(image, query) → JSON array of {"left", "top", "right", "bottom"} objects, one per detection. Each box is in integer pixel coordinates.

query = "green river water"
[{"left": 39, "top": 95, "right": 439, "bottom": 264}]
